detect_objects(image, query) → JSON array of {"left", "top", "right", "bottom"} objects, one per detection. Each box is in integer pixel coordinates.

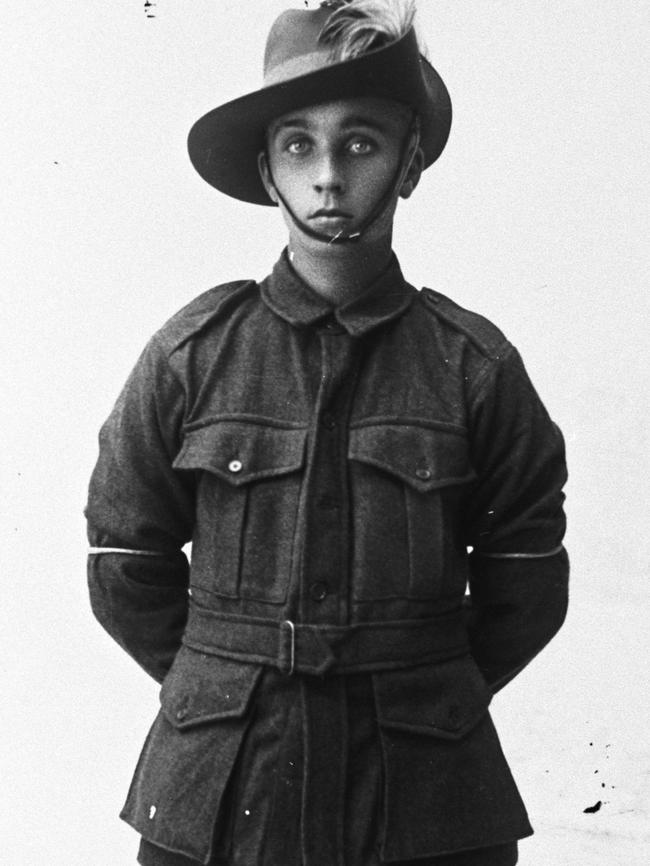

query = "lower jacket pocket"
[
  {"left": 373, "top": 656, "right": 532, "bottom": 862},
  {"left": 120, "top": 647, "right": 262, "bottom": 865}
]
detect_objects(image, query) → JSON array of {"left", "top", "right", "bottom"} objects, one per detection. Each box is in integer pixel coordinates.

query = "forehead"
[{"left": 267, "top": 96, "right": 411, "bottom": 138}]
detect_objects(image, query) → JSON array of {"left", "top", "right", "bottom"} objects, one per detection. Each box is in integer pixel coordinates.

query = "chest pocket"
[
  {"left": 348, "top": 423, "right": 476, "bottom": 601},
  {"left": 173, "top": 420, "right": 308, "bottom": 603}
]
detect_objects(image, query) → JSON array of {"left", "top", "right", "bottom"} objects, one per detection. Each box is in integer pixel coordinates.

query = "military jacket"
[{"left": 86, "top": 251, "right": 569, "bottom": 866}]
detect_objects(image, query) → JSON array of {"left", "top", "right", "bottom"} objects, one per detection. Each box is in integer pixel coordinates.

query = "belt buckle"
[{"left": 279, "top": 619, "right": 296, "bottom": 676}]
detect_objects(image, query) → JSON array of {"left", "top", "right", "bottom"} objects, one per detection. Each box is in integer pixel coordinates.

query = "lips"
[{"left": 309, "top": 208, "right": 353, "bottom": 220}]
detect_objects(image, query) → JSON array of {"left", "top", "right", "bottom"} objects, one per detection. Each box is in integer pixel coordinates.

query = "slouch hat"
[{"left": 187, "top": 0, "right": 451, "bottom": 205}]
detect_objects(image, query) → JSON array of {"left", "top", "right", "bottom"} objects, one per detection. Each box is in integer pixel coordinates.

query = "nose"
[{"left": 313, "top": 151, "right": 344, "bottom": 195}]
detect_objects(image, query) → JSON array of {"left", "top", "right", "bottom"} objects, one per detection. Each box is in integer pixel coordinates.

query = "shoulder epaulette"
[
  {"left": 154, "top": 279, "right": 258, "bottom": 356},
  {"left": 420, "top": 287, "right": 511, "bottom": 360}
]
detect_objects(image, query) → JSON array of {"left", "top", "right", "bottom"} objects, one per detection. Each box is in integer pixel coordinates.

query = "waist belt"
[{"left": 183, "top": 602, "right": 469, "bottom": 676}]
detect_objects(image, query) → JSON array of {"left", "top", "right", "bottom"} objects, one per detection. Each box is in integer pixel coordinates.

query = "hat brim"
[{"left": 188, "top": 29, "right": 451, "bottom": 205}]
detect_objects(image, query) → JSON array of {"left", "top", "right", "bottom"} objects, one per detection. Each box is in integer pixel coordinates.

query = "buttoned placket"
[
  {"left": 294, "top": 317, "right": 360, "bottom": 866},
  {"left": 299, "top": 319, "right": 358, "bottom": 624},
  {"left": 255, "top": 255, "right": 415, "bottom": 866}
]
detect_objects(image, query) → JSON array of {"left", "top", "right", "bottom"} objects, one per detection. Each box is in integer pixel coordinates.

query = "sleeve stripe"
[
  {"left": 477, "top": 544, "right": 565, "bottom": 560},
  {"left": 87, "top": 547, "right": 168, "bottom": 557}
]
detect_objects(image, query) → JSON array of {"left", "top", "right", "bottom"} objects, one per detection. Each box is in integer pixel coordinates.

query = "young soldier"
[{"left": 86, "top": 2, "right": 569, "bottom": 865}]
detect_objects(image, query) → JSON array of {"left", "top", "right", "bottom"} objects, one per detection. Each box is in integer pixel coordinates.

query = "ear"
[
  {"left": 399, "top": 146, "right": 425, "bottom": 200},
  {"left": 257, "top": 151, "right": 279, "bottom": 205}
]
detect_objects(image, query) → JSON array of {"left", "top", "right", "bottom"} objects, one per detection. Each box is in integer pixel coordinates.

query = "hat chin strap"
[{"left": 265, "top": 114, "right": 421, "bottom": 246}]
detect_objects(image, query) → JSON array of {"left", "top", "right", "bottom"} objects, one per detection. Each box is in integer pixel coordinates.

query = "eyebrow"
[
  {"left": 270, "top": 117, "right": 310, "bottom": 133},
  {"left": 269, "top": 115, "right": 391, "bottom": 135},
  {"left": 340, "top": 115, "right": 390, "bottom": 132}
]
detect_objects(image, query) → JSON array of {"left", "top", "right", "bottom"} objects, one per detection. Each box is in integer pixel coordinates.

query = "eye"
[
  {"left": 347, "top": 138, "right": 375, "bottom": 156},
  {"left": 285, "top": 138, "right": 311, "bottom": 155}
]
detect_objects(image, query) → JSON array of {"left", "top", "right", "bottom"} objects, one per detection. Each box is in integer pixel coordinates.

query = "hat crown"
[{"left": 263, "top": 9, "right": 337, "bottom": 86}]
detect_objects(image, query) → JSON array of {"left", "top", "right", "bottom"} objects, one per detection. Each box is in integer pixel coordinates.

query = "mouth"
[{"left": 309, "top": 208, "right": 354, "bottom": 221}]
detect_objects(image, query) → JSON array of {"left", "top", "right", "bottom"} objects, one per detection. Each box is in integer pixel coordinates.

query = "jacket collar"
[{"left": 260, "top": 249, "right": 416, "bottom": 337}]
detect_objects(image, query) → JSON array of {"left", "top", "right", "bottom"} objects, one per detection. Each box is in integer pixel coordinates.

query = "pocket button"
[
  {"left": 228, "top": 459, "right": 243, "bottom": 473},
  {"left": 310, "top": 581, "right": 329, "bottom": 602}
]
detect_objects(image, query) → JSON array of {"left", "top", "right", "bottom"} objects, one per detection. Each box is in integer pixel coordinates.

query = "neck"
[{"left": 287, "top": 231, "right": 394, "bottom": 306}]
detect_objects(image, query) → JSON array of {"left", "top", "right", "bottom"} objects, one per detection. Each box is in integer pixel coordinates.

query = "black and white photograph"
[{"left": 2, "top": 2, "right": 648, "bottom": 863}]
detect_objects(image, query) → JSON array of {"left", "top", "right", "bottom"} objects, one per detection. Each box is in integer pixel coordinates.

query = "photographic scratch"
[
  {"left": 583, "top": 800, "right": 602, "bottom": 814},
  {"left": 144, "top": 1, "right": 156, "bottom": 18}
]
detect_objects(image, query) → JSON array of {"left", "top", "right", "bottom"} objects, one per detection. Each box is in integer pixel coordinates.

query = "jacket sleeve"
[
  {"left": 85, "top": 335, "right": 195, "bottom": 683},
  {"left": 464, "top": 343, "right": 569, "bottom": 692}
]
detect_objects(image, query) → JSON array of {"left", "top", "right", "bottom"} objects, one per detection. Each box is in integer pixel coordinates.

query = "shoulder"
[
  {"left": 416, "top": 287, "right": 511, "bottom": 361},
  {"left": 149, "top": 279, "right": 258, "bottom": 358}
]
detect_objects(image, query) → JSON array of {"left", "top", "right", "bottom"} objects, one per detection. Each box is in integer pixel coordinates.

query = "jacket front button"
[
  {"left": 176, "top": 706, "right": 189, "bottom": 721},
  {"left": 310, "top": 581, "right": 329, "bottom": 602},
  {"left": 228, "top": 459, "right": 243, "bottom": 473},
  {"left": 321, "top": 412, "right": 336, "bottom": 430}
]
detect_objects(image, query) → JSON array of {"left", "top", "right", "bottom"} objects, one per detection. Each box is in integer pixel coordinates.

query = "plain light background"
[{"left": 1, "top": 1, "right": 648, "bottom": 863}]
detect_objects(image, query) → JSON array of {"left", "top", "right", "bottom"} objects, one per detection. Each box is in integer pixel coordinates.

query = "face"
[{"left": 259, "top": 97, "right": 423, "bottom": 243}]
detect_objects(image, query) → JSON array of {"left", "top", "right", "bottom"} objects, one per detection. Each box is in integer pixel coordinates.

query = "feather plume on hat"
[{"left": 319, "top": 0, "right": 417, "bottom": 61}]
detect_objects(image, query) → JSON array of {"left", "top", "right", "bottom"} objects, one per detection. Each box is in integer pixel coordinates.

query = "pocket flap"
[
  {"left": 348, "top": 424, "right": 476, "bottom": 492},
  {"left": 173, "top": 421, "right": 308, "bottom": 486},
  {"left": 374, "top": 656, "right": 492, "bottom": 739},
  {"left": 160, "top": 646, "right": 262, "bottom": 729}
]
